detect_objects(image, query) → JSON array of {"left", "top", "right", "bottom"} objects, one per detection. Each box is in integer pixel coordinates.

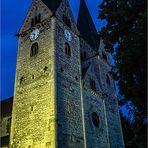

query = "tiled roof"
[{"left": 77, "top": 0, "right": 100, "bottom": 49}]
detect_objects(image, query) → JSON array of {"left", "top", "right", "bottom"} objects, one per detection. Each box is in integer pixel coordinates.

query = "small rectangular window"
[
  {"left": 31, "top": 14, "right": 41, "bottom": 28},
  {"left": 63, "top": 15, "right": 71, "bottom": 28},
  {"left": 38, "top": 13, "right": 41, "bottom": 23},
  {"left": 31, "top": 18, "right": 35, "bottom": 27},
  {"left": 65, "top": 42, "right": 71, "bottom": 56},
  {"left": 35, "top": 16, "right": 38, "bottom": 25},
  {"left": 30, "top": 105, "right": 34, "bottom": 111},
  {"left": 31, "top": 42, "right": 38, "bottom": 57}
]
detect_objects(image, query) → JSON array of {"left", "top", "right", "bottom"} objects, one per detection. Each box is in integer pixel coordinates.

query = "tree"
[
  {"left": 98, "top": 0, "right": 147, "bottom": 147},
  {"left": 120, "top": 111, "right": 147, "bottom": 148}
]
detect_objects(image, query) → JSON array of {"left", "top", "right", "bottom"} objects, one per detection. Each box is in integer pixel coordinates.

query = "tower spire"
[{"left": 77, "top": 0, "right": 99, "bottom": 49}]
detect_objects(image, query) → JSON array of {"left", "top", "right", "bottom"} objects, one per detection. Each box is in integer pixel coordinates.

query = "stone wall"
[
  {"left": 55, "top": 0, "right": 84, "bottom": 147},
  {"left": 80, "top": 34, "right": 124, "bottom": 147},
  {"left": 83, "top": 89, "right": 109, "bottom": 148},
  {"left": 10, "top": 1, "right": 57, "bottom": 147},
  {"left": 7, "top": 0, "right": 124, "bottom": 147},
  {"left": 98, "top": 40, "right": 125, "bottom": 148}
]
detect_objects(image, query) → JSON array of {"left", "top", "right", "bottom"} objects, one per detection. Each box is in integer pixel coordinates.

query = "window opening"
[
  {"left": 90, "top": 78, "right": 96, "bottom": 91},
  {"left": 106, "top": 74, "right": 110, "bottom": 86},
  {"left": 31, "top": 18, "right": 35, "bottom": 27},
  {"left": 35, "top": 16, "right": 38, "bottom": 25},
  {"left": 60, "top": 67, "right": 64, "bottom": 72},
  {"left": 63, "top": 15, "right": 71, "bottom": 28},
  {"left": 31, "top": 42, "right": 38, "bottom": 57},
  {"left": 92, "top": 112, "right": 100, "bottom": 128},
  {"left": 75, "top": 76, "right": 78, "bottom": 80},
  {"left": 65, "top": 42, "right": 71, "bottom": 56},
  {"left": 32, "top": 75, "right": 35, "bottom": 79},
  {"left": 44, "top": 66, "right": 48, "bottom": 72},
  {"left": 30, "top": 105, "right": 34, "bottom": 111},
  {"left": 31, "top": 14, "right": 41, "bottom": 27},
  {"left": 20, "top": 77, "right": 24, "bottom": 84},
  {"left": 38, "top": 13, "right": 41, "bottom": 23}
]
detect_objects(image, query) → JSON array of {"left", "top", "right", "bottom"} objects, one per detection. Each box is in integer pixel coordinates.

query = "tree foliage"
[
  {"left": 99, "top": 0, "right": 146, "bottom": 120},
  {"left": 120, "top": 111, "right": 147, "bottom": 148},
  {"left": 98, "top": 0, "right": 147, "bottom": 147}
]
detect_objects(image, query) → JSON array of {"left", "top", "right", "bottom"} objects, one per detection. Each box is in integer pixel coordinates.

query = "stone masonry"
[{"left": 0, "top": 0, "right": 124, "bottom": 148}]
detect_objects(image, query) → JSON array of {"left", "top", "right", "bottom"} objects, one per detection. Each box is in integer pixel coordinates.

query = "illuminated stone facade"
[{"left": 0, "top": 0, "right": 124, "bottom": 147}]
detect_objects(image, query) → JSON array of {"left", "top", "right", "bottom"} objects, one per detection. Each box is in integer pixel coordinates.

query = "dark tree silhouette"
[{"left": 98, "top": 0, "right": 147, "bottom": 147}]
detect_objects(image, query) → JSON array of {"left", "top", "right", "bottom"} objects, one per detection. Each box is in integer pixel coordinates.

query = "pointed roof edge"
[
  {"left": 82, "top": 64, "right": 97, "bottom": 80},
  {"left": 82, "top": 64, "right": 102, "bottom": 91},
  {"left": 18, "top": 0, "right": 61, "bottom": 34},
  {"left": 77, "top": 0, "right": 100, "bottom": 49},
  {"left": 77, "top": 0, "right": 98, "bottom": 32}
]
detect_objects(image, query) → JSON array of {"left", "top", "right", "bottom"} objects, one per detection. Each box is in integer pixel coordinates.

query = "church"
[{"left": 1, "top": 0, "right": 124, "bottom": 147}]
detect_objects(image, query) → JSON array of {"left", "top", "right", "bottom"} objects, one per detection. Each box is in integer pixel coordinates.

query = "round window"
[{"left": 92, "top": 112, "right": 100, "bottom": 128}]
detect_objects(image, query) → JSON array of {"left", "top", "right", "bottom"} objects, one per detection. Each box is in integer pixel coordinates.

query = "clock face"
[
  {"left": 64, "top": 29, "right": 72, "bottom": 42},
  {"left": 30, "top": 28, "right": 40, "bottom": 41}
]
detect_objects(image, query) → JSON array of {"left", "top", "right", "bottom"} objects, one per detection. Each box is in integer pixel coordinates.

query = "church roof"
[
  {"left": 1, "top": 97, "right": 13, "bottom": 117},
  {"left": 41, "top": 0, "right": 62, "bottom": 12},
  {"left": 77, "top": 0, "right": 100, "bottom": 49}
]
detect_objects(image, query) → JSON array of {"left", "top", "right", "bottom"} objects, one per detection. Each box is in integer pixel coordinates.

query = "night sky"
[{"left": 1, "top": 0, "right": 106, "bottom": 100}]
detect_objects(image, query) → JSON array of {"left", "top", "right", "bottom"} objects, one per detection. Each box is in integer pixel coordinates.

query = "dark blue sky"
[{"left": 1, "top": 0, "right": 106, "bottom": 100}]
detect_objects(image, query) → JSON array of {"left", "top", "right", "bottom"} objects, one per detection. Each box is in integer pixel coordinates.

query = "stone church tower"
[{"left": 9, "top": 0, "right": 124, "bottom": 147}]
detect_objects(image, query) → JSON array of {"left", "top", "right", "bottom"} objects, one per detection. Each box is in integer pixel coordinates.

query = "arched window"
[
  {"left": 35, "top": 13, "right": 41, "bottom": 25},
  {"left": 31, "top": 14, "right": 41, "bottom": 27},
  {"left": 65, "top": 42, "right": 71, "bottom": 56},
  {"left": 92, "top": 112, "right": 100, "bottom": 128},
  {"left": 106, "top": 74, "right": 110, "bottom": 86},
  {"left": 35, "top": 16, "right": 38, "bottom": 25},
  {"left": 63, "top": 14, "right": 71, "bottom": 28},
  {"left": 31, "top": 18, "right": 35, "bottom": 27},
  {"left": 31, "top": 42, "right": 38, "bottom": 57},
  {"left": 38, "top": 13, "right": 41, "bottom": 23}
]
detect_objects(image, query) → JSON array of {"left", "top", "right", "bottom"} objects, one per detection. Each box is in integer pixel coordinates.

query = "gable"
[
  {"left": 55, "top": 0, "right": 79, "bottom": 33},
  {"left": 82, "top": 64, "right": 102, "bottom": 92},
  {"left": 19, "top": 0, "right": 53, "bottom": 34}
]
